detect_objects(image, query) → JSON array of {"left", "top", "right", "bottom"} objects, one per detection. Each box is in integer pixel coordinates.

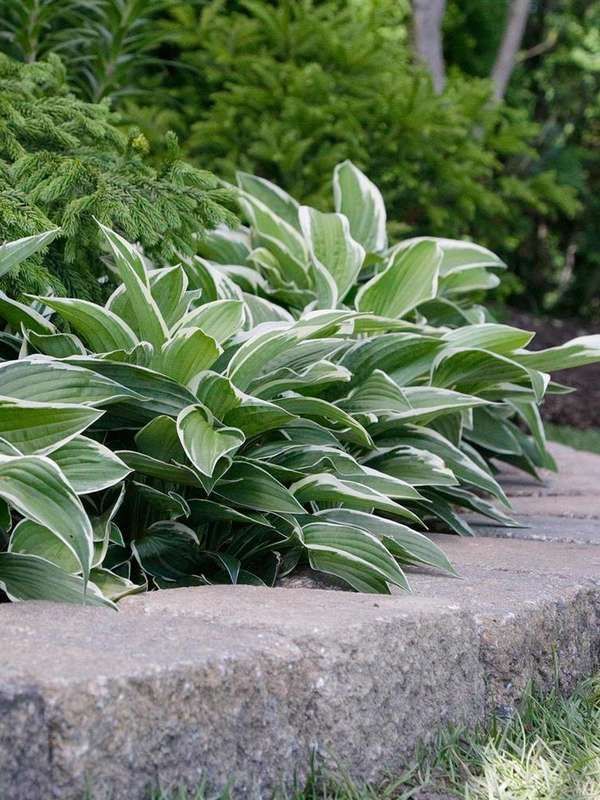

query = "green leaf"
[
  {"left": 291, "top": 473, "right": 421, "bottom": 523},
  {"left": 89, "top": 567, "right": 144, "bottom": 601},
  {"left": 0, "top": 399, "right": 102, "bottom": 455},
  {"left": 512, "top": 336, "right": 600, "bottom": 372},
  {"left": 356, "top": 241, "right": 442, "bottom": 318},
  {"left": 0, "top": 291, "right": 55, "bottom": 335},
  {"left": 0, "top": 553, "right": 113, "bottom": 606},
  {"left": 132, "top": 521, "right": 200, "bottom": 581},
  {"left": 313, "top": 509, "right": 455, "bottom": 574},
  {"left": 299, "top": 206, "right": 365, "bottom": 301},
  {"left": 66, "top": 358, "right": 197, "bottom": 417},
  {"left": 275, "top": 396, "right": 373, "bottom": 449},
  {"left": 216, "top": 460, "right": 304, "bottom": 514},
  {"left": 364, "top": 445, "right": 457, "bottom": 487},
  {"left": 226, "top": 328, "right": 297, "bottom": 390},
  {"left": 34, "top": 296, "right": 139, "bottom": 353},
  {"left": 0, "top": 228, "right": 60, "bottom": 278},
  {"left": 117, "top": 450, "right": 202, "bottom": 486},
  {"left": 135, "top": 415, "right": 187, "bottom": 461},
  {"left": 0, "top": 357, "right": 140, "bottom": 406},
  {"left": 49, "top": 436, "right": 131, "bottom": 494},
  {"left": 303, "top": 521, "right": 409, "bottom": 591},
  {"left": 99, "top": 223, "right": 168, "bottom": 348},
  {"left": 197, "top": 226, "right": 252, "bottom": 265},
  {"left": 0, "top": 454, "right": 94, "bottom": 581},
  {"left": 343, "top": 370, "right": 488, "bottom": 422},
  {"left": 25, "top": 330, "right": 86, "bottom": 358},
  {"left": 237, "top": 172, "right": 300, "bottom": 228},
  {"left": 175, "top": 299, "right": 245, "bottom": 343},
  {"left": 431, "top": 348, "right": 535, "bottom": 395},
  {"left": 223, "top": 396, "right": 297, "bottom": 437},
  {"left": 443, "top": 324, "right": 534, "bottom": 354},
  {"left": 153, "top": 329, "right": 221, "bottom": 389},
  {"left": 177, "top": 403, "right": 245, "bottom": 477},
  {"left": 391, "top": 237, "right": 504, "bottom": 277},
  {"left": 9, "top": 519, "right": 80, "bottom": 573},
  {"left": 332, "top": 160, "right": 387, "bottom": 252}
]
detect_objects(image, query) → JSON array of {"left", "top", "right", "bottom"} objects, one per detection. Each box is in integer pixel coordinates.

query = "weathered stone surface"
[
  {"left": 1, "top": 443, "right": 600, "bottom": 799},
  {"left": 0, "top": 591, "right": 482, "bottom": 800},
  {"left": 497, "top": 442, "right": 600, "bottom": 498},
  {"left": 471, "top": 515, "right": 600, "bottom": 544}
]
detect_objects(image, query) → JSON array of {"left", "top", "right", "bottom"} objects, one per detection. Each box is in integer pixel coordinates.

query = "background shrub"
[{"left": 0, "top": 52, "right": 235, "bottom": 299}]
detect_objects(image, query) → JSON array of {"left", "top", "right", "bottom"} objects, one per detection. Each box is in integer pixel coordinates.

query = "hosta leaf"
[
  {"left": 341, "top": 333, "right": 443, "bottom": 385},
  {"left": 175, "top": 299, "right": 245, "bottom": 343},
  {"left": 239, "top": 194, "right": 308, "bottom": 270},
  {"left": 227, "top": 328, "right": 297, "bottom": 390},
  {"left": 243, "top": 293, "right": 294, "bottom": 327},
  {"left": 99, "top": 223, "right": 168, "bottom": 348},
  {"left": 149, "top": 266, "right": 188, "bottom": 328},
  {"left": 333, "top": 160, "right": 387, "bottom": 252},
  {"left": 177, "top": 403, "right": 245, "bottom": 477},
  {"left": 391, "top": 237, "right": 504, "bottom": 277},
  {"left": 275, "top": 396, "right": 373, "bottom": 449},
  {"left": 251, "top": 361, "right": 352, "bottom": 400},
  {"left": 291, "top": 473, "right": 421, "bottom": 523},
  {"left": 356, "top": 241, "right": 441, "bottom": 318},
  {"left": 343, "top": 370, "right": 488, "bottom": 421},
  {"left": 0, "top": 454, "right": 94, "bottom": 580},
  {"left": 33, "top": 296, "right": 139, "bottom": 353},
  {"left": 117, "top": 450, "right": 202, "bottom": 487},
  {"left": 153, "top": 329, "right": 221, "bottom": 388},
  {"left": 303, "top": 521, "right": 409, "bottom": 592},
  {"left": 237, "top": 172, "right": 300, "bottom": 228},
  {"left": 187, "top": 499, "right": 269, "bottom": 528},
  {"left": 9, "top": 519, "right": 80, "bottom": 573},
  {"left": 49, "top": 436, "right": 131, "bottom": 494},
  {"left": 314, "top": 509, "right": 455, "bottom": 574},
  {"left": 195, "top": 372, "right": 242, "bottom": 418},
  {"left": 443, "top": 323, "right": 534, "bottom": 354},
  {"left": 378, "top": 427, "right": 509, "bottom": 506},
  {"left": 0, "top": 400, "right": 102, "bottom": 455},
  {"left": 132, "top": 521, "right": 200, "bottom": 581},
  {"left": 465, "top": 407, "right": 523, "bottom": 455},
  {"left": 364, "top": 445, "right": 457, "bottom": 487},
  {"left": 132, "top": 482, "right": 190, "bottom": 520},
  {"left": 216, "top": 460, "right": 304, "bottom": 514},
  {"left": 0, "top": 228, "right": 60, "bottom": 278},
  {"left": 299, "top": 206, "right": 365, "bottom": 300},
  {"left": 223, "top": 396, "right": 297, "bottom": 437},
  {"left": 440, "top": 268, "right": 500, "bottom": 295},
  {"left": 135, "top": 415, "right": 187, "bottom": 462},
  {"left": 432, "top": 348, "right": 535, "bottom": 395},
  {"left": 0, "top": 553, "right": 113, "bottom": 606},
  {"left": 0, "top": 357, "right": 140, "bottom": 406},
  {"left": 197, "top": 225, "right": 252, "bottom": 264},
  {"left": 512, "top": 336, "right": 600, "bottom": 372},
  {"left": 89, "top": 567, "right": 144, "bottom": 601},
  {"left": 0, "top": 291, "right": 55, "bottom": 335},
  {"left": 25, "top": 330, "right": 86, "bottom": 358},
  {"left": 66, "top": 358, "right": 197, "bottom": 417}
]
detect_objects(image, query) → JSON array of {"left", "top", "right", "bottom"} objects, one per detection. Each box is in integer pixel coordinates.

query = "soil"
[{"left": 508, "top": 309, "right": 600, "bottom": 429}]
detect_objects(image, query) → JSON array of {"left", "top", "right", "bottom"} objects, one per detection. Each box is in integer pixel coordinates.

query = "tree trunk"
[
  {"left": 491, "top": 0, "right": 532, "bottom": 102},
  {"left": 412, "top": 0, "right": 447, "bottom": 94}
]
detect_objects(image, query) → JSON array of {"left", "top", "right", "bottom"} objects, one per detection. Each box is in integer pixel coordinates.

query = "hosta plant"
[
  {"left": 0, "top": 224, "right": 455, "bottom": 605},
  {"left": 196, "top": 161, "right": 600, "bottom": 533},
  {"left": 1, "top": 162, "right": 598, "bottom": 605}
]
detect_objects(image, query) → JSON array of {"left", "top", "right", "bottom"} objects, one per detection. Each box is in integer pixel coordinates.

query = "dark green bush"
[
  {"left": 160, "top": 0, "right": 577, "bottom": 302},
  {"left": 0, "top": 53, "right": 235, "bottom": 299}
]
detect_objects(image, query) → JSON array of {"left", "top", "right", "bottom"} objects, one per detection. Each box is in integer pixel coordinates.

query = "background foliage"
[{"left": 0, "top": 49, "right": 235, "bottom": 299}]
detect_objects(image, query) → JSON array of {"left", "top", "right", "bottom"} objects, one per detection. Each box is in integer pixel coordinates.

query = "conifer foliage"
[{"left": 0, "top": 53, "right": 236, "bottom": 299}]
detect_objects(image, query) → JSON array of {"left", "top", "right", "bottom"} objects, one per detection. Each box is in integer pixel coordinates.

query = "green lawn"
[
  {"left": 152, "top": 675, "right": 600, "bottom": 799},
  {"left": 545, "top": 424, "right": 600, "bottom": 456}
]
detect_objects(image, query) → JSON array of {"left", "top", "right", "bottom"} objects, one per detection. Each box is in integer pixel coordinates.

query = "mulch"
[{"left": 507, "top": 310, "right": 600, "bottom": 429}]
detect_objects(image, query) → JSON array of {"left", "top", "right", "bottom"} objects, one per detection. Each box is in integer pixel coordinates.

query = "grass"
[
  {"left": 147, "top": 675, "right": 600, "bottom": 799},
  {"left": 545, "top": 423, "right": 600, "bottom": 456}
]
